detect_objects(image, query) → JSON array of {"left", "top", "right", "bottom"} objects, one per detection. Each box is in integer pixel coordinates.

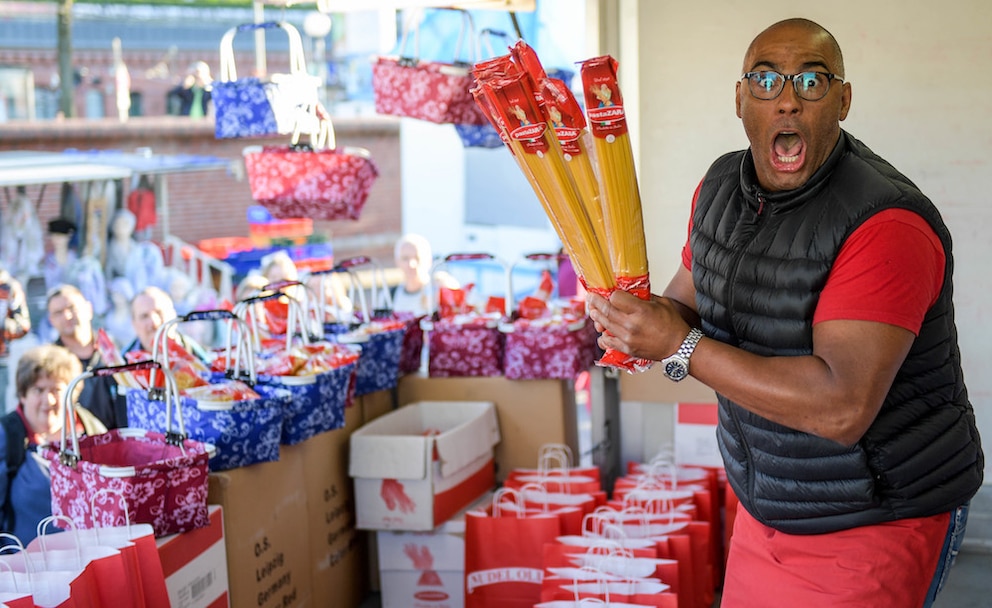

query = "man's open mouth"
[{"left": 773, "top": 131, "right": 805, "bottom": 166}]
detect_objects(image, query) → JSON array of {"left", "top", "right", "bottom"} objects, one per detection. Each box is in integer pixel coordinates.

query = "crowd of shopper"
[{"left": 0, "top": 262, "right": 200, "bottom": 545}]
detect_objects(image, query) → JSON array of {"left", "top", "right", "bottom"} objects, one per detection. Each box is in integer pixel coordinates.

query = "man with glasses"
[{"left": 587, "top": 18, "right": 982, "bottom": 607}]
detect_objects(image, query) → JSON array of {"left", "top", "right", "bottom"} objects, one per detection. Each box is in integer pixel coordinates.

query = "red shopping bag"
[
  {"left": 29, "top": 516, "right": 134, "bottom": 608},
  {"left": 243, "top": 140, "right": 379, "bottom": 220},
  {"left": 464, "top": 489, "right": 562, "bottom": 608},
  {"left": 43, "top": 362, "right": 213, "bottom": 538},
  {"left": 0, "top": 532, "right": 90, "bottom": 608},
  {"left": 31, "top": 490, "right": 168, "bottom": 608},
  {"left": 372, "top": 9, "right": 488, "bottom": 125},
  {"left": 491, "top": 495, "right": 585, "bottom": 536}
]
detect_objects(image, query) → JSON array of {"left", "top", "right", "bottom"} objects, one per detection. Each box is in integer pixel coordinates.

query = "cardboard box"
[
  {"left": 376, "top": 493, "right": 492, "bottom": 608},
  {"left": 397, "top": 374, "right": 579, "bottom": 482},
  {"left": 619, "top": 366, "right": 716, "bottom": 403},
  {"left": 296, "top": 401, "right": 371, "bottom": 608},
  {"left": 350, "top": 401, "right": 500, "bottom": 531},
  {"left": 207, "top": 447, "right": 311, "bottom": 608},
  {"left": 156, "top": 505, "right": 229, "bottom": 608}
]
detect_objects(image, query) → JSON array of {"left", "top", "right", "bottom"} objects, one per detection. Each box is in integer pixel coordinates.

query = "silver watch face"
[{"left": 664, "top": 356, "right": 689, "bottom": 381}]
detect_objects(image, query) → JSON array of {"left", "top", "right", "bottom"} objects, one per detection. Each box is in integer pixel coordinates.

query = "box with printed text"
[{"left": 156, "top": 505, "right": 229, "bottom": 608}]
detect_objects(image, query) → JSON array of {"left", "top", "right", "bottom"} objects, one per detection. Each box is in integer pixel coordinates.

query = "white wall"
[{"left": 631, "top": 0, "right": 992, "bottom": 478}]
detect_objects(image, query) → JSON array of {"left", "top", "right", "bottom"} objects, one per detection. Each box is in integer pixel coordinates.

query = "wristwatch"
[{"left": 661, "top": 327, "right": 704, "bottom": 382}]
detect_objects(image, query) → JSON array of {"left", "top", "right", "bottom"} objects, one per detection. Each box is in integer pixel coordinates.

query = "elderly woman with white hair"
[{"left": 391, "top": 233, "right": 458, "bottom": 316}]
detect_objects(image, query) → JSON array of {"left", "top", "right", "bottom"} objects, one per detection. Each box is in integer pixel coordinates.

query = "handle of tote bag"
[
  {"left": 219, "top": 20, "right": 307, "bottom": 83},
  {"left": 152, "top": 310, "right": 257, "bottom": 386},
  {"left": 306, "top": 260, "right": 374, "bottom": 329},
  {"left": 92, "top": 360, "right": 189, "bottom": 447},
  {"left": 502, "top": 252, "right": 567, "bottom": 322},
  {"left": 57, "top": 369, "right": 95, "bottom": 467},
  {"left": 236, "top": 287, "right": 316, "bottom": 352},
  {"left": 393, "top": 8, "right": 478, "bottom": 68}
]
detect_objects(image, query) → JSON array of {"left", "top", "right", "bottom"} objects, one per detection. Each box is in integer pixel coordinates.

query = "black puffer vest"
[{"left": 692, "top": 131, "right": 983, "bottom": 534}]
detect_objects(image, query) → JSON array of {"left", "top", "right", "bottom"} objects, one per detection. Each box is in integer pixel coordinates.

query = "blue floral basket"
[
  {"left": 125, "top": 381, "right": 289, "bottom": 471},
  {"left": 257, "top": 357, "right": 356, "bottom": 445}
]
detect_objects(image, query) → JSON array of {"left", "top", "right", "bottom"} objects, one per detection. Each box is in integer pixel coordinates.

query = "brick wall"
[{"left": 0, "top": 115, "right": 402, "bottom": 266}]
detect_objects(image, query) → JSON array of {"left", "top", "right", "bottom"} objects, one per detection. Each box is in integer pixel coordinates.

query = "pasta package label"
[
  {"left": 542, "top": 77, "right": 586, "bottom": 158},
  {"left": 489, "top": 74, "right": 550, "bottom": 155},
  {"left": 580, "top": 55, "right": 629, "bottom": 139}
]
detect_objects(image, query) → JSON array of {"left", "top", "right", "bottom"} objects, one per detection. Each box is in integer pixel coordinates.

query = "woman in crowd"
[
  {"left": 0, "top": 344, "right": 106, "bottom": 545},
  {"left": 391, "top": 233, "right": 457, "bottom": 316}
]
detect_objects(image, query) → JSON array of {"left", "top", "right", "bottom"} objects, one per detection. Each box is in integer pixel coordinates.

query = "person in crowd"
[
  {"left": 104, "top": 276, "right": 137, "bottom": 350},
  {"left": 167, "top": 61, "right": 212, "bottom": 118},
  {"left": 391, "top": 233, "right": 458, "bottom": 316},
  {"left": 586, "top": 18, "right": 982, "bottom": 608},
  {"left": 0, "top": 344, "right": 106, "bottom": 545},
  {"left": 0, "top": 267, "right": 31, "bottom": 410},
  {"left": 259, "top": 250, "right": 353, "bottom": 324},
  {"left": 123, "top": 286, "right": 207, "bottom": 361},
  {"left": 46, "top": 284, "right": 126, "bottom": 429}
]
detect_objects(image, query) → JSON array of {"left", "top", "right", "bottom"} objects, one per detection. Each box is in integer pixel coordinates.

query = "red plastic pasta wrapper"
[
  {"left": 584, "top": 275, "right": 654, "bottom": 373},
  {"left": 509, "top": 39, "right": 548, "bottom": 91},
  {"left": 472, "top": 54, "right": 516, "bottom": 80}
]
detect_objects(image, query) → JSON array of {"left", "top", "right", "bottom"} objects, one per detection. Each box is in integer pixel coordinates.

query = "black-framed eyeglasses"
[{"left": 741, "top": 70, "right": 844, "bottom": 101}]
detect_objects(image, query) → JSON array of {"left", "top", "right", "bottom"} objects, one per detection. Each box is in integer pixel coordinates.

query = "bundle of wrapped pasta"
[
  {"left": 470, "top": 42, "right": 652, "bottom": 372},
  {"left": 578, "top": 55, "right": 652, "bottom": 372},
  {"left": 474, "top": 60, "right": 614, "bottom": 292}
]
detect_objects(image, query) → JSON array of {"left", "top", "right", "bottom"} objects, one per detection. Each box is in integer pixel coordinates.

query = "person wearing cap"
[{"left": 43, "top": 218, "right": 78, "bottom": 296}]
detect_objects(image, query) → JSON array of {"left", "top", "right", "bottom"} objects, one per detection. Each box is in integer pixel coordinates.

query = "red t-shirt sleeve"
[
  {"left": 681, "top": 179, "right": 703, "bottom": 271},
  {"left": 814, "top": 208, "right": 944, "bottom": 334}
]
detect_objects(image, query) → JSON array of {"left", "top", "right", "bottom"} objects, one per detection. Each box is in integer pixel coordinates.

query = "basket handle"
[
  {"left": 425, "top": 252, "right": 511, "bottom": 318},
  {"left": 58, "top": 369, "right": 95, "bottom": 466},
  {"left": 219, "top": 20, "right": 308, "bottom": 82}
]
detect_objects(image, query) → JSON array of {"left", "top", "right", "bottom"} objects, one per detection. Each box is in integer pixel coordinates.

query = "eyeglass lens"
[{"left": 747, "top": 71, "right": 832, "bottom": 101}]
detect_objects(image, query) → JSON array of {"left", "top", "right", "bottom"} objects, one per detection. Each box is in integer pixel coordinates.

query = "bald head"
[{"left": 744, "top": 18, "right": 845, "bottom": 79}]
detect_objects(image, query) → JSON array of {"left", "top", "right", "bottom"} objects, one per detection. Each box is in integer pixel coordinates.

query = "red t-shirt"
[{"left": 681, "top": 187, "right": 949, "bottom": 603}]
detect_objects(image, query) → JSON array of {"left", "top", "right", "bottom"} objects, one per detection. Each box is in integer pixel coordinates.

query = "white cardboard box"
[
  {"left": 156, "top": 505, "right": 230, "bottom": 608},
  {"left": 377, "top": 518, "right": 466, "bottom": 608},
  {"left": 376, "top": 493, "right": 492, "bottom": 608},
  {"left": 350, "top": 401, "right": 500, "bottom": 531}
]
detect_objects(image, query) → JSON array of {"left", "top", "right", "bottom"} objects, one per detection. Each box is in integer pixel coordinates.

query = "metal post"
[{"left": 589, "top": 365, "right": 621, "bottom": 494}]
